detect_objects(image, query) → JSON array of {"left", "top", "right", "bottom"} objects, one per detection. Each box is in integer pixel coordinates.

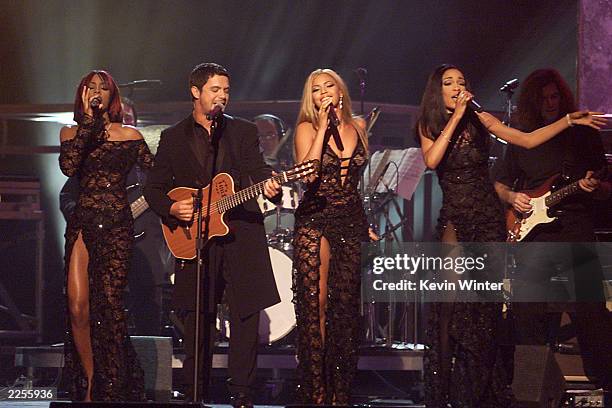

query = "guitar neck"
[
  {"left": 545, "top": 181, "right": 579, "bottom": 207},
  {"left": 545, "top": 169, "right": 604, "bottom": 207},
  {"left": 216, "top": 173, "right": 288, "bottom": 213}
]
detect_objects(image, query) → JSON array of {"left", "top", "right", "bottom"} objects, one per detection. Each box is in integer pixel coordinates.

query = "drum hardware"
[{"left": 258, "top": 182, "right": 300, "bottom": 252}]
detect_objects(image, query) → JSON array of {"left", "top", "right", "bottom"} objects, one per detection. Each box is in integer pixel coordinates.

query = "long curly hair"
[
  {"left": 516, "top": 68, "right": 576, "bottom": 131},
  {"left": 73, "top": 70, "right": 123, "bottom": 124}
]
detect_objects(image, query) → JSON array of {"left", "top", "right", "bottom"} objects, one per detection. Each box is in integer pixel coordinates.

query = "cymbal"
[{"left": 138, "top": 125, "right": 169, "bottom": 154}]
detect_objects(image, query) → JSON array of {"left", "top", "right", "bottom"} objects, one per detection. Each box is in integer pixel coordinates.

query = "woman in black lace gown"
[
  {"left": 292, "top": 69, "right": 375, "bottom": 405},
  {"left": 415, "top": 64, "right": 606, "bottom": 407},
  {"left": 59, "top": 70, "right": 152, "bottom": 401}
]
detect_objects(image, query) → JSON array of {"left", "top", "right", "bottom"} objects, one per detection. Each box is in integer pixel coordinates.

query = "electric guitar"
[
  {"left": 162, "top": 160, "right": 318, "bottom": 259},
  {"left": 506, "top": 169, "right": 605, "bottom": 242}
]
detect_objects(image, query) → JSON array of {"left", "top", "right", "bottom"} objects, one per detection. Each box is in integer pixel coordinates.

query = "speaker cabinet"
[
  {"left": 512, "top": 345, "right": 565, "bottom": 408},
  {"left": 130, "top": 336, "right": 173, "bottom": 402}
]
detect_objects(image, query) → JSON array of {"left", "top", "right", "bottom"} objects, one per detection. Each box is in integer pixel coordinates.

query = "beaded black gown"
[
  {"left": 424, "top": 126, "right": 516, "bottom": 407},
  {"left": 292, "top": 135, "right": 369, "bottom": 405},
  {"left": 59, "top": 115, "right": 152, "bottom": 401}
]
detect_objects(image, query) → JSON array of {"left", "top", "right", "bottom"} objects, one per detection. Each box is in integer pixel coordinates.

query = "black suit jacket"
[{"left": 143, "top": 114, "right": 280, "bottom": 318}]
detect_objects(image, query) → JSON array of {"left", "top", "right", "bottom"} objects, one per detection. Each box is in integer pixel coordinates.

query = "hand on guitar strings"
[
  {"left": 263, "top": 172, "right": 281, "bottom": 199},
  {"left": 170, "top": 198, "right": 194, "bottom": 222},
  {"left": 578, "top": 170, "right": 601, "bottom": 193},
  {"left": 510, "top": 191, "right": 532, "bottom": 214}
]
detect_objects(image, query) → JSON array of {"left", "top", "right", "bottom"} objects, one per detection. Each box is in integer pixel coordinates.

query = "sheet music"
[{"left": 363, "top": 148, "right": 426, "bottom": 200}]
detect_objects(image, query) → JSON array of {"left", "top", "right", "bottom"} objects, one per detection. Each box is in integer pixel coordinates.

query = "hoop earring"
[{"left": 339, "top": 94, "right": 344, "bottom": 110}]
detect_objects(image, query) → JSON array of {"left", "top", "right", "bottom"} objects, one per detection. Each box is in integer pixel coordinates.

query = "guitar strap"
[
  {"left": 561, "top": 129, "right": 580, "bottom": 182},
  {"left": 135, "top": 164, "right": 144, "bottom": 187}
]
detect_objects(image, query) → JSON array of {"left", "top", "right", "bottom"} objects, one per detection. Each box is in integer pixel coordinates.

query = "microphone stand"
[
  {"left": 355, "top": 67, "right": 367, "bottom": 115},
  {"left": 501, "top": 86, "right": 515, "bottom": 126},
  {"left": 192, "top": 182, "right": 204, "bottom": 403},
  {"left": 192, "top": 115, "right": 222, "bottom": 404}
]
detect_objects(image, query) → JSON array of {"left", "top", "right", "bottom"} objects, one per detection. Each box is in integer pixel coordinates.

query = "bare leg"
[
  {"left": 67, "top": 232, "right": 93, "bottom": 401},
  {"left": 318, "top": 236, "right": 331, "bottom": 342},
  {"left": 311, "top": 235, "right": 331, "bottom": 403}
]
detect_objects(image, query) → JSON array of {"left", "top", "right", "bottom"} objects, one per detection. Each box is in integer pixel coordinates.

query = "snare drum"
[
  {"left": 259, "top": 185, "right": 299, "bottom": 248},
  {"left": 218, "top": 247, "right": 296, "bottom": 344}
]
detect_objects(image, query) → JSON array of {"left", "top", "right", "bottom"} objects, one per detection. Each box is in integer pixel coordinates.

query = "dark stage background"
[
  {"left": 0, "top": 0, "right": 582, "bottom": 343},
  {"left": 1, "top": 0, "right": 577, "bottom": 108}
]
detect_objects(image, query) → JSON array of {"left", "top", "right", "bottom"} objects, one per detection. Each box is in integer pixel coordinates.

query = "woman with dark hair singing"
[
  {"left": 59, "top": 70, "right": 152, "bottom": 401},
  {"left": 415, "top": 64, "right": 605, "bottom": 407}
]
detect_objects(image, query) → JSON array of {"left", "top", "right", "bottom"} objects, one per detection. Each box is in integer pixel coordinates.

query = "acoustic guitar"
[{"left": 163, "top": 160, "right": 317, "bottom": 259}]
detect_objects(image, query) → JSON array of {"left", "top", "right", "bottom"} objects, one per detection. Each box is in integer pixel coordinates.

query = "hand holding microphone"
[
  {"left": 454, "top": 90, "right": 484, "bottom": 119},
  {"left": 326, "top": 100, "right": 344, "bottom": 151},
  {"left": 328, "top": 102, "right": 341, "bottom": 127},
  {"left": 90, "top": 97, "right": 102, "bottom": 109},
  {"left": 81, "top": 86, "right": 104, "bottom": 116}
]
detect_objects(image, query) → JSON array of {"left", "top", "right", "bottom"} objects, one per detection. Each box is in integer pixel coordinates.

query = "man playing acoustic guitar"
[{"left": 144, "top": 63, "right": 281, "bottom": 407}]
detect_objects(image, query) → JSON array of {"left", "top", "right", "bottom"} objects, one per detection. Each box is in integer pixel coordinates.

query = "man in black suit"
[{"left": 143, "top": 63, "right": 281, "bottom": 406}]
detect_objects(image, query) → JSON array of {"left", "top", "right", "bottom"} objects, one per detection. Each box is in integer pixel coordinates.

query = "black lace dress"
[
  {"left": 292, "top": 137, "right": 369, "bottom": 405},
  {"left": 424, "top": 128, "right": 515, "bottom": 407},
  {"left": 59, "top": 115, "right": 152, "bottom": 401}
]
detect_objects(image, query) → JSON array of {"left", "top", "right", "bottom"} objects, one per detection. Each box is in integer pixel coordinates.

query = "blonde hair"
[{"left": 296, "top": 68, "right": 368, "bottom": 152}]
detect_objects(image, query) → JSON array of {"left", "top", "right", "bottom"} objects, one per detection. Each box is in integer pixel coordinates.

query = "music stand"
[{"left": 362, "top": 149, "right": 426, "bottom": 347}]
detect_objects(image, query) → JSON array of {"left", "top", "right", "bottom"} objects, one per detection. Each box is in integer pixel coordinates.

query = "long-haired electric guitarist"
[{"left": 493, "top": 68, "right": 611, "bottom": 389}]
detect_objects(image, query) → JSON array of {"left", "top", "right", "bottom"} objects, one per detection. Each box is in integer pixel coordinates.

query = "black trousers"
[
  {"left": 512, "top": 218, "right": 612, "bottom": 389},
  {"left": 175, "top": 245, "right": 260, "bottom": 401}
]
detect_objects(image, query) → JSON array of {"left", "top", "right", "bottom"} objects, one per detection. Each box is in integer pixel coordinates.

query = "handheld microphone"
[
  {"left": 326, "top": 104, "right": 344, "bottom": 150},
  {"left": 90, "top": 97, "right": 102, "bottom": 109},
  {"left": 500, "top": 78, "right": 520, "bottom": 92},
  {"left": 468, "top": 98, "right": 484, "bottom": 113},
  {"left": 206, "top": 104, "right": 224, "bottom": 121},
  {"left": 328, "top": 104, "right": 341, "bottom": 127}
]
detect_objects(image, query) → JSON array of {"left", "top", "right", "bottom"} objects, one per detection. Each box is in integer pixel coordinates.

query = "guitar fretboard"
[
  {"left": 544, "top": 169, "right": 605, "bottom": 207},
  {"left": 216, "top": 173, "right": 288, "bottom": 213},
  {"left": 545, "top": 182, "right": 580, "bottom": 207}
]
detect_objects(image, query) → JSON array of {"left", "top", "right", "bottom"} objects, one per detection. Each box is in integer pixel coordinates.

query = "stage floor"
[{"left": 1, "top": 404, "right": 283, "bottom": 408}]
